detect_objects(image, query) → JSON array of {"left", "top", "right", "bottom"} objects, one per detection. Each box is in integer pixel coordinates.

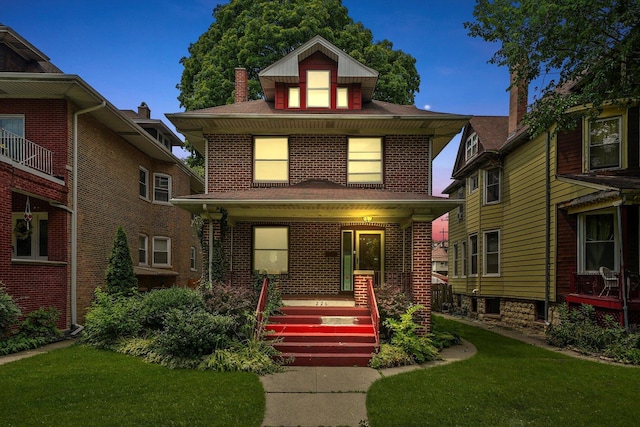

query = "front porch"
[{"left": 565, "top": 272, "right": 640, "bottom": 326}]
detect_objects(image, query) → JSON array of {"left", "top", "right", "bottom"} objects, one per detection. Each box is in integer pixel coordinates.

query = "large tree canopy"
[
  {"left": 178, "top": 0, "right": 419, "bottom": 111},
  {"left": 465, "top": 0, "right": 640, "bottom": 136}
]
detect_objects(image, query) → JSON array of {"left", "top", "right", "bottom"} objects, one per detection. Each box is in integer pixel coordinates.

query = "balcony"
[{"left": 1, "top": 128, "right": 54, "bottom": 176}]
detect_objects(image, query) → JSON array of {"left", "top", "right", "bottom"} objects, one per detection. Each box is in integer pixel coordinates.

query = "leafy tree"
[
  {"left": 105, "top": 226, "right": 138, "bottom": 297},
  {"left": 465, "top": 0, "right": 640, "bottom": 136},
  {"left": 178, "top": 0, "right": 420, "bottom": 162}
]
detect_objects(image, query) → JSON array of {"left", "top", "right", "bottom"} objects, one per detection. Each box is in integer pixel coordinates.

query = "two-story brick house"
[
  {"left": 168, "top": 35, "right": 469, "bottom": 346},
  {"left": 0, "top": 25, "right": 203, "bottom": 331},
  {"left": 445, "top": 76, "right": 640, "bottom": 331}
]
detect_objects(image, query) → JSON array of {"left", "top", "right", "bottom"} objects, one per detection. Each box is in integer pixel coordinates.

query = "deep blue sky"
[{"left": 2, "top": 0, "right": 510, "bottom": 197}]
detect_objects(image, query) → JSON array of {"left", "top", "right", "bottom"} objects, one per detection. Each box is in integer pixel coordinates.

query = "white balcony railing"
[{"left": 0, "top": 128, "right": 54, "bottom": 176}]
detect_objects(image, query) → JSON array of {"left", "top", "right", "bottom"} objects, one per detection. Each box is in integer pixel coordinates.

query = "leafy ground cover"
[
  {"left": 367, "top": 316, "right": 640, "bottom": 427},
  {"left": 0, "top": 345, "right": 264, "bottom": 427}
]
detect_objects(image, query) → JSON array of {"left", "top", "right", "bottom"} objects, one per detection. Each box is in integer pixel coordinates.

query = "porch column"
[
  {"left": 354, "top": 270, "right": 374, "bottom": 308},
  {"left": 411, "top": 221, "right": 432, "bottom": 333}
]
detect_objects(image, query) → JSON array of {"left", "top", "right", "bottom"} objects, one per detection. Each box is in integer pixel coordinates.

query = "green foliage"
[
  {"left": 104, "top": 226, "right": 138, "bottom": 297},
  {"left": 201, "top": 281, "right": 256, "bottom": 327},
  {"left": 17, "top": 307, "right": 61, "bottom": 341},
  {"left": 384, "top": 305, "right": 439, "bottom": 364},
  {"left": 0, "top": 335, "right": 48, "bottom": 356},
  {"left": 252, "top": 272, "right": 283, "bottom": 317},
  {"left": 465, "top": 0, "right": 640, "bottom": 136},
  {"left": 81, "top": 289, "right": 142, "bottom": 349},
  {"left": 138, "top": 287, "right": 205, "bottom": 330},
  {"left": 0, "top": 285, "right": 21, "bottom": 336},
  {"left": 369, "top": 343, "right": 413, "bottom": 369},
  {"left": 375, "top": 284, "right": 411, "bottom": 340},
  {"left": 177, "top": 0, "right": 420, "bottom": 160},
  {"left": 202, "top": 339, "right": 284, "bottom": 375}
]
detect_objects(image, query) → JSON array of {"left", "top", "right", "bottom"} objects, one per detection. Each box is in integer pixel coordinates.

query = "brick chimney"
[
  {"left": 508, "top": 72, "right": 528, "bottom": 134},
  {"left": 235, "top": 68, "right": 248, "bottom": 103},
  {"left": 138, "top": 102, "right": 151, "bottom": 119}
]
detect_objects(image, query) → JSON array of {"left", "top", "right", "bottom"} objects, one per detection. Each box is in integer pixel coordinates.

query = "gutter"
[{"left": 71, "top": 101, "right": 106, "bottom": 329}]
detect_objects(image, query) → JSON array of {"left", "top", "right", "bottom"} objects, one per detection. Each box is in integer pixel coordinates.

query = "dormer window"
[
  {"left": 288, "top": 87, "right": 300, "bottom": 108},
  {"left": 307, "top": 70, "right": 330, "bottom": 108},
  {"left": 465, "top": 132, "right": 478, "bottom": 161},
  {"left": 336, "top": 87, "right": 349, "bottom": 109}
]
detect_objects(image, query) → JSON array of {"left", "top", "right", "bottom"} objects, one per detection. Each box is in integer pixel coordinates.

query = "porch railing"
[
  {"left": 366, "top": 277, "right": 380, "bottom": 345},
  {"left": 1, "top": 128, "right": 54, "bottom": 175},
  {"left": 570, "top": 271, "right": 640, "bottom": 300},
  {"left": 254, "top": 277, "right": 269, "bottom": 338}
]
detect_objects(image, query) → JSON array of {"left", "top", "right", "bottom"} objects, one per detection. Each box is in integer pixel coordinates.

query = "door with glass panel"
[{"left": 341, "top": 230, "right": 384, "bottom": 291}]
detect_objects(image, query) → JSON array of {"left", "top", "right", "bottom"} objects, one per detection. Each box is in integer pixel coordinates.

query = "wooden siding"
[{"left": 556, "top": 123, "right": 582, "bottom": 175}]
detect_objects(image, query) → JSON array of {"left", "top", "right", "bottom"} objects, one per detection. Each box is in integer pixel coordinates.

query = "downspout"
[
  {"left": 616, "top": 197, "right": 628, "bottom": 329},
  {"left": 203, "top": 204, "right": 214, "bottom": 284},
  {"left": 71, "top": 101, "right": 106, "bottom": 329},
  {"left": 544, "top": 131, "right": 551, "bottom": 324}
]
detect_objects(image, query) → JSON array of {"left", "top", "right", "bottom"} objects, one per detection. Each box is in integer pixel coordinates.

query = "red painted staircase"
[{"left": 266, "top": 305, "right": 379, "bottom": 366}]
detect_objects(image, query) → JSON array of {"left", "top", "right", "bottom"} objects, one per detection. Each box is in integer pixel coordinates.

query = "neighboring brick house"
[
  {"left": 0, "top": 25, "right": 203, "bottom": 330},
  {"left": 445, "top": 75, "right": 640, "bottom": 331},
  {"left": 168, "top": 36, "right": 468, "bottom": 331}
]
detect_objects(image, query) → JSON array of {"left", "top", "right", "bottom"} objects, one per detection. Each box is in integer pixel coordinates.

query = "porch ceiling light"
[{"left": 363, "top": 215, "right": 373, "bottom": 223}]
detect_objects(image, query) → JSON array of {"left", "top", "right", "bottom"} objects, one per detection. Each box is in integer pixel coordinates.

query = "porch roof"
[
  {"left": 557, "top": 174, "right": 640, "bottom": 213},
  {"left": 171, "top": 180, "right": 462, "bottom": 225}
]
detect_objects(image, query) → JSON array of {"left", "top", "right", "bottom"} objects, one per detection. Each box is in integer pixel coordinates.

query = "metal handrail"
[
  {"left": 1, "top": 128, "right": 53, "bottom": 175},
  {"left": 367, "top": 277, "right": 380, "bottom": 345},
  {"left": 254, "top": 277, "right": 269, "bottom": 338}
]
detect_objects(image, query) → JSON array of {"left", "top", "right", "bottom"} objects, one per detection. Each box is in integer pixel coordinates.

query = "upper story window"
[
  {"left": 468, "top": 174, "right": 478, "bottom": 193},
  {"left": 139, "top": 167, "right": 149, "bottom": 200},
  {"left": 348, "top": 137, "right": 383, "bottom": 184},
  {"left": 254, "top": 137, "right": 289, "bottom": 183},
  {"left": 153, "top": 173, "right": 172, "bottom": 204},
  {"left": 465, "top": 132, "right": 478, "bottom": 161},
  {"left": 307, "top": 70, "right": 330, "bottom": 108},
  {"left": 12, "top": 212, "right": 48, "bottom": 261},
  {"left": 288, "top": 87, "right": 300, "bottom": 108},
  {"left": 336, "top": 87, "right": 349, "bottom": 109},
  {"left": 0, "top": 115, "right": 25, "bottom": 138},
  {"left": 152, "top": 236, "right": 171, "bottom": 267},
  {"left": 484, "top": 168, "right": 501, "bottom": 204},
  {"left": 456, "top": 188, "right": 464, "bottom": 222},
  {"left": 589, "top": 116, "right": 621, "bottom": 170}
]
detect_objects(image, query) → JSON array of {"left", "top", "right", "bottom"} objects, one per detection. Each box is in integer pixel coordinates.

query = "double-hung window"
[
  {"left": 254, "top": 137, "right": 289, "bottom": 182},
  {"left": 484, "top": 168, "right": 501, "bottom": 204},
  {"left": 468, "top": 174, "right": 478, "bottom": 193},
  {"left": 254, "top": 226, "right": 288, "bottom": 274},
  {"left": 580, "top": 213, "right": 616, "bottom": 272},
  {"left": 288, "top": 87, "right": 300, "bottom": 108},
  {"left": 452, "top": 242, "right": 459, "bottom": 278},
  {"left": 152, "top": 236, "right": 171, "bottom": 267},
  {"left": 336, "top": 87, "right": 349, "bottom": 108},
  {"left": 138, "top": 234, "right": 148, "bottom": 265},
  {"left": 12, "top": 212, "right": 48, "bottom": 261},
  {"left": 465, "top": 132, "right": 478, "bottom": 161},
  {"left": 190, "top": 246, "right": 197, "bottom": 271},
  {"left": 461, "top": 241, "right": 467, "bottom": 277},
  {"left": 153, "top": 173, "right": 171, "bottom": 203},
  {"left": 589, "top": 116, "right": 621, "bottom": 170},
  {"left": 139, "top": 167, "right": 149, "bottom": 200},
  {"left": 483, "top": 230, "right": 500, "bottom": 276},
  {"left": 348, "top": 137, "right": 383, "bottom": 184},
  {"left": 469, "top": 234, "right": 478, "bottom": 276},
  {"left": 307, "top": 70, "right": 330, "bottom": 108},
  {"left": 1, "top": 115, "right": 25, "bottom": 160}
]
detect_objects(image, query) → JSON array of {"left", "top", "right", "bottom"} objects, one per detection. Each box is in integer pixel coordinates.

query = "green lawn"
[
  {"left": 367, "top": 317, "right": 640, "bottom": 427},
  {"left": 0, "top": 345, "right": 264, "bottom": 427}
]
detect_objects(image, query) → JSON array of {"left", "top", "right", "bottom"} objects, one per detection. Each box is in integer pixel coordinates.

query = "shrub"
[
  {"left": 0, "top": 285, "right": 21, "bottom": 336},
  {"left": 201, "top": 281, "right": 255, "bottom": 320},
  {"left": 369, "top": 343, "right": 413, "bottom": 369},
  {"left": 155, "top": 308, "right": 234, "bottom": 358},
  {"left": 0, "top": 335, "right": 48, "bottom": 356},
  {"left": 384, "top": 305, "right": 439, "bottom": 364},
  {"left": 201, "top": 339, "right": 284, "bottom": 374},
  {"left": 18, "top": 307, "right": 62, "bottom": 341},
  {"left": 104, "top": 226, "right": 138, "bottom": 297},
  {"left": 82, "top": 289, "right": 142, "bottom": 349},
  {"left": 375, "top": 285, "right": 411, "bottom": 341},
  {"left": 138, "top": 287, "right": 205, "bottom": 330}
]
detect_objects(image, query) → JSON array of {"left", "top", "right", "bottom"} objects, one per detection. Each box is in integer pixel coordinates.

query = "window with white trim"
[
  {"left": 254, "top": 226, "right": 288, "bottom": 273},
  {"left": 348, "top": 137, "right": 383, "bottom": 183},
  {"left": 139, "top": 167, "right": 149, "bottom": 200},
  {"left": 307, "top": 70, "right": 330, "bottom": 108},
  {"left": 452, "top": 242, "right": 459, "bottom": 278},
  {"left": 190, "top": 246, "right": 197, "bottom": 271},
  {"left": 465, "top": 132, "right": 478, "bottom": 161},
  {"left": 589, "top": 116, "right": 621, "bottom": 170},
  {"left": 1, "top": 115, "right": 25, "bottom": 160},
  {"left": 11, "top": 212, "right": 48, "bottom": 260},
  {"left": 468, "top": 174, "right": 478, "bottom": 193},
  {"left": 288, "top": 87, "right": 300, "bottom": 108},
  {"left": 469, "top": 234, "right": 478, "bottom": 276},
  {"left": 336, "top": 87, "right": 349, "bottom": 108},
  {"left": 152, "top": 236, "right": 171, "bottom": 267},
  {"left": 138, "top": 234, "right": 148, "bottom": 265},
  {"left": 483, "top": 230, "right": 500, "bottom": 276},
  {"left": 461, "top": 241, "right": 467, "bottom": 277},
  {"left": 484, "top": 168, "right": 501, "bottom": 204},
  {"left": 579, "top": 212, "right": 616, "bottom": 272},
  {"left": 254, "top": 137, "right": 289, "bottom": 182},
  {"left": 456, "top": 188, "right": 464, "bottom": 222},
  {"left": 153, "top": 173, "right": 171, "bottom": 203}
]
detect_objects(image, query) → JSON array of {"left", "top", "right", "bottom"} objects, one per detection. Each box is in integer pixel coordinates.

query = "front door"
[{"left": 341, "top": 230, "right": 384, "bottom": 291}]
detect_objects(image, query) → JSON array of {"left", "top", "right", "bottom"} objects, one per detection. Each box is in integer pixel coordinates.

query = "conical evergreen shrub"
[{"left": 105, "top": 226, "right": 138, "bottom": 297}]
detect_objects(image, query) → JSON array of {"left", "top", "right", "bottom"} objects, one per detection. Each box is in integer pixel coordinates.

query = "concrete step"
[
  {"left": 282, "top": 299, "right": 355, "bottom": 307},
  {"left": 279, "top": 352, "right": 374, "bottom": 367},
  {"left": 268, "top": 314, "right": 372, "bottom": 325},
  {"left": 279, "top": 306, "right": 370, "bottom": 316},
  {"left": 266, "top": 323, "right": 375, "bottom": 334},
  {"left": 266, "top": 331, "right": 377, "bottom": 343},
  {"left": 274, "top": 341, "right": 377, "bottom": 354}
]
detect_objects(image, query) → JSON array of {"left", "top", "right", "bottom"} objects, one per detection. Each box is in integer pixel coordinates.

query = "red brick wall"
[
  {"left": 206, "top": 134, "right": 432, "bottom": 193},
  {"left": 411, "top": 221, "right": 432, "bottom": 332}
]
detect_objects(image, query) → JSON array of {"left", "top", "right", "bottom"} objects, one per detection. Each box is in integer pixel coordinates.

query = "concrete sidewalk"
[
  {"left": 260, "top": 339, "right": 477, "bottom": 427},
  {"left": 0, "top": 339, "right": 76, "bottom": 366}
]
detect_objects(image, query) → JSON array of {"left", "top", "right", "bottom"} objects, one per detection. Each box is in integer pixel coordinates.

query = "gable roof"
[{"left": 258, "top": 35, "right": 379, "bottom": 102}]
